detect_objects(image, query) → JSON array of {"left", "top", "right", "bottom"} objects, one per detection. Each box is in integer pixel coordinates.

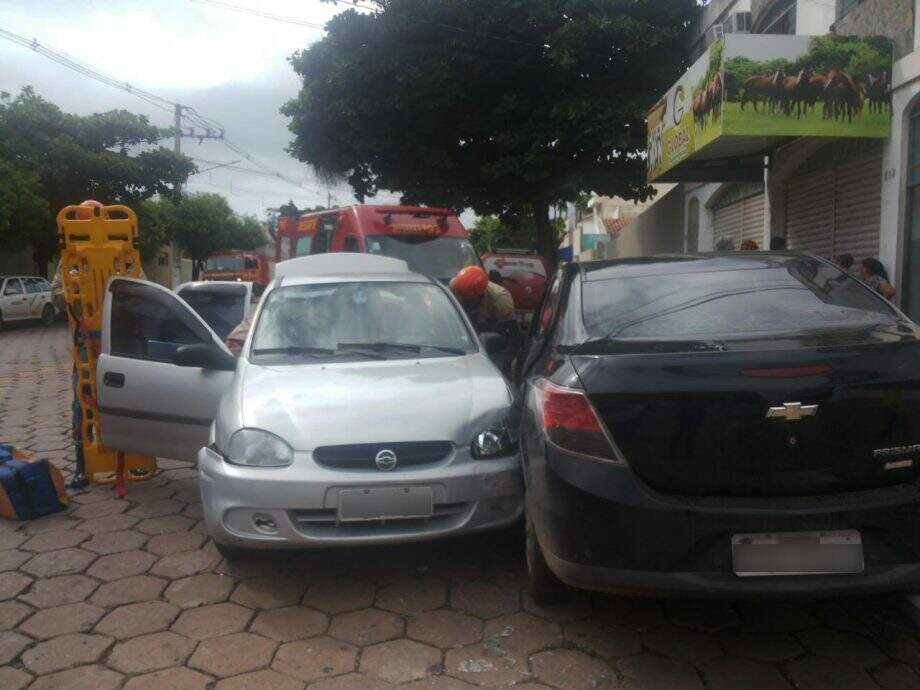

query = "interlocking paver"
[
  {"left": 785, "top": 656, "right": 878, "bottom": 690},
  {"left": 0, "top": 630, "right": 30, "bottom": 664},
  {"left": 403, "top": 677, "right": 480, "bottom": 690},
  {"left": 872, "top": 662, "right": 920, "bottom": 690},
  {"left": 310, "top": 672, "right": 396, "bottom": 690},
  {"left": 90, "top": 574, "right": 168, "bottom": 607},
  {"left": 81, "top": 530, "right": 148, "bottom": 554},
  {"left": 531, "top": 649, "right": 617, "bottom": 690},
  {"left": 231, "top": 575, "right": 306, "bottom": 609},
  {"left": 147, "top": 530, "right": 206, "bottom": 556},
  {"left": 137, "top": 515, "right": 195, "bottom": 534},
  {"left": 303, "top": 577, "right": 376, "bottom": 614},
  {"left": 643, "top": 624, "right": 724, "bottom": 665},
  {"left": 361, "top": 639, "right": 442, "bottom": 683},
  {"left": 444, "top": 641, "right": 528, "bottom": 686},
  {"left": 164, "top": 572, "right": 235, "bottom": 608},
  {"left": 19, "top": 602, "right": 104, "bottom": 638},
  {"left": 273, "top": 636, "right": 358, "bottom": 682},
  {"left": 618, "top": 654, "right": 704, "bottom": 690},
  {"left": 719, "top": 627, "right": 804, "bottom": 662},
  {"left": 451, "top": 581, "right": 520, "bottom": 619},
  {"left": 19, "top": 574, "right": 97, "bottom": 607},
  {"left": 172, "top": 601, "right": 253, "bottom": 639},
  {"left": 188, "top": 631, "right": 277, "bottom": 677},
  {"left": 796, "top": 627, "right": 888, "bottom": 667},
  {"left": 409, "top": 609, "right": 484, "bottom": 649},
  {"left": 150, "top": 548, "right": 220, "bottom": 578},
  {"left": 214, "top": 669, "right": 305, "bottom": 690},
  {"left": 563, "top": 618, "right": 641, "bottom": 659},
  {"left": 20, "top": 548, "right": 94, "bottom": 577},
  {"left": 0, "top": 600, "right": 31, "bottom": 629},
  {"left": 329, "top": 607, "right": 405, "bottom": 646},
  {"left": 251, "top": 605, "right": 329, "bottom": 641},
  {"left": 122, "top": 666, "right": 213, "bottom": 690},
  {"left": 377, "top": 578, "right": 447, "bottom": 614},
  {"left": 86, "top": 549, "right": 157, "bottom": 581},
  {"left": 20, "top": 529, "right": 88, "bottom": 552},
  {"left": 21, "top": 633, "right": 113, "bottom": 674},
  {"left": 95, "top": 600, "right": 180, "bottom": 639},
  {"left": 701, "top": 657, "right": 793, "bottom": 690},
  {"left": 108, "top": 630, "right": 197, "bottom": 673},
  {"left": 0, "top": 667, "right": 31, "bottom": 690},
  {"left": 483, "top": 612, "right": 562, "bottom": 657},
  {"left": 0, "top": 533, "right": 26, "bottom": 550},
  {"left": 77, "top": 514, "right": 140, "bottom": 534},
  {"left": 25, "top": 664, "right": 122, "bottom": 690},
  {"left": 0, "top": 570, "right": 31, "bottom": 599},
  {"left": 0, "top": 549, "right": 30, "bottom": 572},
  {"left": 72, "top": 499, "right": 129, "bottom": 519}
]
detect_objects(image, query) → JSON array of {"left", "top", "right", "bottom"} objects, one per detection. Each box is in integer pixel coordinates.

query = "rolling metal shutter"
[
  {"left": 834, "top": 151, "right": 882, "bottom": 260},
  {"left": 741, "top": 193, "right": 765, "bottom": 245},
  {"left": 713, "top": 201, "right": 743, "bottom": 249},
  {"left": 785, "top": 145, "right": 881, "bottom": 260}
]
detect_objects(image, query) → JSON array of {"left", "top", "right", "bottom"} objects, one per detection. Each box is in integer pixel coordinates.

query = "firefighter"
[{"left": 449, "top": 265, "right": 519, "bottom": 374}]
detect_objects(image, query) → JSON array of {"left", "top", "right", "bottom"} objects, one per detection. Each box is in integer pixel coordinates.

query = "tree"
[
  {"left": 471, "top": 210, "right": 565, "bottom": 254},
  {"left": 283, "top": 0, "right": 696, "bottom": 265},
  {"left": 134, "top": 198, "right": 176, "bottom": 262},
  {"left": 0, "top": 160, "right": 50, "bottom": 257},
  {"left": 170, "top": 193, "right": 267, "bottom": 278},
  {"left": 0, "top": 88, "right": 195, "bottom": 270}
]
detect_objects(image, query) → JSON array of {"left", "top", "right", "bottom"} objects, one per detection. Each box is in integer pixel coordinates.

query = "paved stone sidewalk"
[{"left": 2, "top": 322, "right": 920, "bottom": 689}]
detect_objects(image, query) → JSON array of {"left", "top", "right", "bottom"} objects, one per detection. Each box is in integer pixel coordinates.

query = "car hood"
[{"left": 236, "top": 355, "right": 511, "bottom": 450}]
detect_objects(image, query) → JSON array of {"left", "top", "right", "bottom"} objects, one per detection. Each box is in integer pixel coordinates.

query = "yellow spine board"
[{"left": 57, "top": 204, "right": 157, "bottom": 485}]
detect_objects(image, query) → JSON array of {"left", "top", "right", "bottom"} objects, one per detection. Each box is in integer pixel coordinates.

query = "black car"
[{"left": 519, "top": 252, "right": 920, "bottom": 600}]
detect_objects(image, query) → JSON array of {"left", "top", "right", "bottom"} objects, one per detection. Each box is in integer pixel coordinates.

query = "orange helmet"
[
  {"left": 74, "top": 199, "right": 103, "bottom": 220},
  {"left": 450, "top": 266, "right": 489, "bottom": 301}
]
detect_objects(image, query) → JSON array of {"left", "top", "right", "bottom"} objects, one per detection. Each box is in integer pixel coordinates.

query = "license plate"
[
  {"left": 337, "top": 487, "right": 433, "bottom": 522},
  {"left": 732, "top": 530, "right": 864, "bottom": 577}
]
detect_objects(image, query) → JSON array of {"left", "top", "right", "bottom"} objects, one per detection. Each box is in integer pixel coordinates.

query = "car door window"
[
  {"left": 244, "top": 257, "right": 259, "bottom": 269},
  {"left": 24, "top": 278, "right": 42, "bottom": 294},
  {"left": 110, "top": 280, "right": 214, "bottom": 363},
  {"left": 4, "top": 279, "right": 23, "bottom": 296},
  {"left": 343, "top": 236, "right": 360, "bottom": 252},
  {"left": 38, "top": 279, "right": 51, "bottom": 292},
  {"left": 310, "top": 215, "right": 337, "bottom": 254}
]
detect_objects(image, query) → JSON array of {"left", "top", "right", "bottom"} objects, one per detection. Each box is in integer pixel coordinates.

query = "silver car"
[
  {"left": 0, "top": 276, "right": 56, "bottom": 329},
  {"left": 97, "top": 253, "right": 522, "bottom": 557}
]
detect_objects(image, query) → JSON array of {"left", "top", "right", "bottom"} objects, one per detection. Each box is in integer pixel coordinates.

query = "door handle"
[{"left": 104, "top": 372, "right": 125, "bottom": 388}]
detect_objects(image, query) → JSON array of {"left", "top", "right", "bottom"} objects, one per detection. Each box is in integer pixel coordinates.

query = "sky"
[{"left": 0, "top": 0, "right": 424, "bottom": 219}]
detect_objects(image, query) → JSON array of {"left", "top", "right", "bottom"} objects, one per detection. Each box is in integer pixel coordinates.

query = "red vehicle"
[
  {"left": 482, "top": 249, "right": 551, "bottom": 327},
  {"left": 274, "top": 205, "right": 481, "bottom": 282},
  {"left": 201, "top": 250, "right": 272, "bottom": 295}
]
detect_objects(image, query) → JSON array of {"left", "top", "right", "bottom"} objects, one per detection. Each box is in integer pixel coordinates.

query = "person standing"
[{"left": 858, "top": 258, "right": 896, "bottom": 300}]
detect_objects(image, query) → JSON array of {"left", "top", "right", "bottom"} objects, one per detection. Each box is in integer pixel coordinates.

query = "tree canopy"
[
  {"left": 283, "top": 0, "right": 696, "bottom": 263},
  {"left": 0, "top": 87, "right": 195, "bottom": 269}
]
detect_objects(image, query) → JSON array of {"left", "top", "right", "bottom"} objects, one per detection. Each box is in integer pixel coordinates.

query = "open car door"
[
  {"left": 174, "top": 281, "right": 253, "bottom": 342},
  {"left": 97, "top": 277, "right": 236, "bottom": 461}
]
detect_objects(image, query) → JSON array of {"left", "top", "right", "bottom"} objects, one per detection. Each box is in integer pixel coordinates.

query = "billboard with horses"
[{"left": 648, "top": 34, "right": 891, "bottom": 182}]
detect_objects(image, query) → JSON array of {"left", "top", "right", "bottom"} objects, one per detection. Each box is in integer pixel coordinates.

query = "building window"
[
  {"left": 837, "top": 0, "right": 860, "bottom": 20},
  {"left": 903, "top": 104, "right": 920, "bottom": 320},
  {"left": 759, "top": 0, "right": 796, "bottom": 34}
]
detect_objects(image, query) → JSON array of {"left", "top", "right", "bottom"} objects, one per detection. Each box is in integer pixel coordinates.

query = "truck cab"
[{"left": 201, "top": 251, "right": 272, "bottom": 295}]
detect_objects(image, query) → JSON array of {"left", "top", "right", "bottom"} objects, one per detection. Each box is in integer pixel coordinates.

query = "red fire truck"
[
  {"left": 201, "top": 250, "right": 272, "bottom": 294},
  {"left": 274, "top": 205, "right": 481, "bottom": 283}
]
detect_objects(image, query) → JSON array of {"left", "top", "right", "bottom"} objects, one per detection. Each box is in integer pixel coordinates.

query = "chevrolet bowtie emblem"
[{"left": 766, "top": 402, "right": 818, "bottom": 421}]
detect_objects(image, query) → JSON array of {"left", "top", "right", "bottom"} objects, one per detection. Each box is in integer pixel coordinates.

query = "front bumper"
[
  {"left": 525, "top": 432, "right": 920, "bottom": 598},
  {"left": 198, "top": 445, "right": 523, "bottom": 549}
]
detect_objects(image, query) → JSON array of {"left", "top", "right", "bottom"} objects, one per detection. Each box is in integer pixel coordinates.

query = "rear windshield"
[
  {"left": 205, "top": 255, "right": 242, "bottom": 272},
  {"left": 365, "top": 235, "right": 479, "bottom": 281},
  {"left": 582, "top": 258, "right": 898, "bottom": 340}
]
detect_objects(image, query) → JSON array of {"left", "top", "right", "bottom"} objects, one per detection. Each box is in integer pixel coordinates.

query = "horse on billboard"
[{"left": 740, "top": 69, "right": 785, "bottom": 113}]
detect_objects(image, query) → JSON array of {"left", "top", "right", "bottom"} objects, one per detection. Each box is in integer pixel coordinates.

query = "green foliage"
[
  {"left": 284, "top": 0, "right": 696, "bottom": 262},
  {"left": 0, "top": 87, "right": 195, "bottom": 268},
  {"left": 471, "top": 211, "right": 566, "bottom": 254},
  {"left": 170, "top": 193, "right": 266, "bottom": 265},
  {"left": 134, "top": 198, "right": 175, "bottom": 262},
  {"left": 694, "top": 39, "right": 724, "bottom": 97},
  {"left": 0, "top": 160, "right": 50, "bottom": 255}
]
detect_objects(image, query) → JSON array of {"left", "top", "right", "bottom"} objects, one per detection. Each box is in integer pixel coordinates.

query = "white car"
[
  {"left": 96, "top": 253, "right": 523, "bottom": 558},
  {"left": 0, "top": 276, "right": 56, "bottom": 329}
]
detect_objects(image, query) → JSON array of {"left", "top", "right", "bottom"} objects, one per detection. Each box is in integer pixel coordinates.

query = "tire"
[
  {"left": 40, "top": 303, "right": 55, "bottom": 326},
  {"left": 215, "top": 542, "right": 255, "bottom": 562},
  {"left": 525, "top": 509, "right": 569, "bottom": 604}
]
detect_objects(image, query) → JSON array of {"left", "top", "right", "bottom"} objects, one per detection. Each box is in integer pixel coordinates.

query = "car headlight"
[
  {"left": 227, "top": 429, "right": 293, "bottom": 467},
  {"left": 472, "top": 419, "right": 518, "bottom": 459}
]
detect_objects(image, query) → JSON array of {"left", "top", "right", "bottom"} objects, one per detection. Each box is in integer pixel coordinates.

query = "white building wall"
[{"left": 794, "top": 0, "right": 835, "bottom": 34}]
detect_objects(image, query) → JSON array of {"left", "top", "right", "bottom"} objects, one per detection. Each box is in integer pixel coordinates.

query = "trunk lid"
[{"left": 572, "top": 333, "right": 920, "bottom": 498}]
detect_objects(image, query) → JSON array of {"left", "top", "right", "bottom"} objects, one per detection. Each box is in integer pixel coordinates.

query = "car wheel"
[
  {"left": 215, "top": 542, "right": 254, "bottom": 562},
  {"left": 525, "top": 510, "right": 569, "bottom": 604},
  {"left": 40, "top": 304, "right": 55, "bottom": 326}
]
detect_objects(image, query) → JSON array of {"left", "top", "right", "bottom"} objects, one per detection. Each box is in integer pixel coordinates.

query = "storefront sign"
[{"left": 647, "top": 34, "right": 892, "bottom": 182}]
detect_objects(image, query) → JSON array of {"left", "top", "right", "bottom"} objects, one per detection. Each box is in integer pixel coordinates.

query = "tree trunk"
[
  {"left": 192, "top": 259, "right": 201, "bottom": 281},
  {"left": 532, "top": 199, "right": 558, "bottom": 272}
]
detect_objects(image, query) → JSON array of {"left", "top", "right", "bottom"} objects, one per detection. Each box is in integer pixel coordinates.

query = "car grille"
[{"left": 313, "top": 441, "right": 453, "bottom": 470}]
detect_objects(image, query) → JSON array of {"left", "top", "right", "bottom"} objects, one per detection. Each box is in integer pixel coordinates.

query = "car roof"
[
  {"left": 175, "top": 281, "right": 252, "bottom": 294},
  {"left": 579, "top": 252, "right": 822, "bottom": 281},
  {"left": 274, "top": 253, "right": 431, "bottom": 286}
]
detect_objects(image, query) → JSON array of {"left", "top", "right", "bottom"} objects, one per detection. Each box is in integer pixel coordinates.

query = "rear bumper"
[{"left": 525, "top": 427, "right": 920, "bottom": 598}]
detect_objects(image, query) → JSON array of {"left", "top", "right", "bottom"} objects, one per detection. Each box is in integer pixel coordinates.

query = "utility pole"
[{"left": 327, "top": 190, "right": 333, "bottom": 209}]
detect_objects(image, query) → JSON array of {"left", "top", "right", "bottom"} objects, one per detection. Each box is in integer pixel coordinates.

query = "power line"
[{"left": 189, "top": 0, "right": 327, "bottom": 30}]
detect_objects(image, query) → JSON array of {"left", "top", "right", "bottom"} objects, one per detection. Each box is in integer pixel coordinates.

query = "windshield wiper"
[
  {"left": 252, "top": 346, "right": 336, "bottom": 357},
  {"left": 420, "top": 344, "right": 467, "bottom": 355}
]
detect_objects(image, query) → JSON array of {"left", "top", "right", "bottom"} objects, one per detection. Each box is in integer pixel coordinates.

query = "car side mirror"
[
  {"left": 173, "top": 343, "right": 236, "bottom": 371},
  {"left": 481, "top": 332, "right": 507, "bottom": 356}
]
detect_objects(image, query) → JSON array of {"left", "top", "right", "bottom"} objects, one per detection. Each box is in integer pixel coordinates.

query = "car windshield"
[
  {"left": 177, "top": 286, "right": 247, "bottom": 340},
  {"left": 365, "top": 235, "right": 479, "bottom": 281},
  {"left": 251, "top": 281, "right": 475, "bottom": 361},
  {"left": 205, "top": 255, "right": 243, "bottom": 272},
  {"left": 582, "top": 258, "right": 898, "bottom": 340}
]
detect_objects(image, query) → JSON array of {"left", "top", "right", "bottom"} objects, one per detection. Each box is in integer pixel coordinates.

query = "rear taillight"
[{"left": 533, "top": 379, "right": 624, "bottom": 465}]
